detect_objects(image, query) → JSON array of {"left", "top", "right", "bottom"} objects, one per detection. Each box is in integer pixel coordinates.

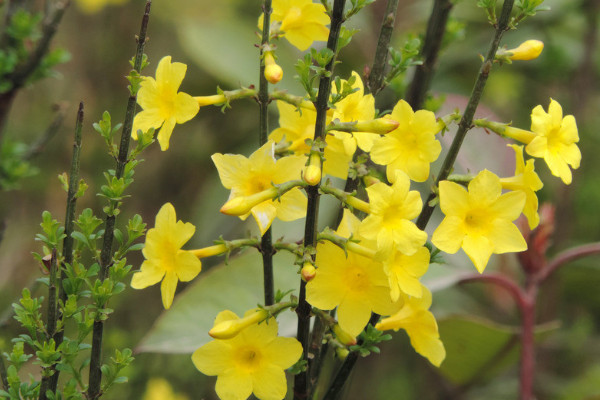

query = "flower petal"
[
  {"left": 462, "top": 235, "right": 494, "bottom": 273},
  {"left": 160, "top": 270, "right": 178, "bottom": 309}
]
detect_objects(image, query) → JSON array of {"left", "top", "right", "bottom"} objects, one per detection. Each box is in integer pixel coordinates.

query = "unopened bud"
[
  {"left": 264, "top": 52, "right": 283, "bottom": 84},
  {"left": 195, "top": 94, "right": 227, "bottom": 107},
  {"left": 333, "top": 324, "right": 357, "bottom": 346},
  {"left": 220, "top": 187, "right": 279, "bottom": 216},
  {"left": 353, "top": 117, "right": 399, "bottom": 134},
  {"left": 209, "top": 309, "right": 269, "bottom": 339},
  {"left": 336, "top": 347, "right": 350, "bottom": 360},
  {"left": 301, "top": 263, "right": 316, "bottom": 282},
  {"left": 498, "top": 40, "right": 544, "bottom": 61},
  {"left": 303, "top": 153, "right": 322, "bottom": 186}
]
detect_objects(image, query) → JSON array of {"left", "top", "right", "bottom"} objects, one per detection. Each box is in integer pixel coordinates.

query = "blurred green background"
[{"left": 1, "top": 0, "right": 600, "bottom": 399}]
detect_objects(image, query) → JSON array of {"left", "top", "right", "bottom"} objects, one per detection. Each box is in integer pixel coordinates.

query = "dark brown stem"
[
  {"left": 259, "top": 0, "right": 274, "bottom": 306},
  {"left": 416, "top": 0, "right": 515, "bottom": 230},
  {"left": 295, "top": 2, "right": 346, "bottom": 398},
  {"left": 519, "top": 286, "right": 536, "bottom": 400},
  {"left": 38, "top": 249, "right": 58, "bottom": 400},
  {"left": 405, "top": 0, "right": 453, "bottom": 109},
  {"left": 87, "top": 3, "right": 151, "bottom": 399},
  {"left": 366, "top": 0, "right": 399, "bottom": 95}
]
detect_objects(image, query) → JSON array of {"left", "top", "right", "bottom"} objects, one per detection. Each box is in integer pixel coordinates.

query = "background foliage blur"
[{"left": 1, "top": 0, "right": 599, "bottom": 398}]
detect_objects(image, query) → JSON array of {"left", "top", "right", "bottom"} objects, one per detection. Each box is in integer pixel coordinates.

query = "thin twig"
[
  {"left": 405, "top": 0, "right": 454, "bottom": 109},
  {"left": 295, "top": 2, "right": 346, "bottom": 398},
  {"left": 366, "top": 0, "right": 399, "bottom": 95},
  {"left": 87, "top": 3, "right": 151, "bottom": 399},
  {"left": 259, "top": 0, "right": 274, "bottom": 306},
  {"left": 416, "top": 0, "right": 515, "bottom": 230},
  {"left": 39, "top": 248, "right": 58, "bottom": 400},
  {"left": 23, "top": 103, "right": 68, "bottom": 161},
  {"left": 48, "top": 102, "right": 84, "bottom": 393}
]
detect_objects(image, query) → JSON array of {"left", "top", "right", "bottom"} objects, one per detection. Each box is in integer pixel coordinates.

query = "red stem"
[{"left": 535, "top": 242, "right": 600, "bottom": 283}]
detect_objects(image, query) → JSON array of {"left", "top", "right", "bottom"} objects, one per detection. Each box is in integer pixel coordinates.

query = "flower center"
[
  {"left": 464, "top": 209, "right": 491, "bottom": 235},
  {"left": 237, "top": 347, "right": 262, "bottom": 371},
  {"left": 345, "top": 265, "right": 369, "bottom": 293}
]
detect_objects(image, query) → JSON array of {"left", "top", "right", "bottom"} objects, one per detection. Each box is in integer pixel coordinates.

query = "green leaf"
[
  {"left": 437, "top": 315, "right": 559, "bottom": 385},
  {"left": 136, "top": 250, "right": 300, "bottom": 353}
]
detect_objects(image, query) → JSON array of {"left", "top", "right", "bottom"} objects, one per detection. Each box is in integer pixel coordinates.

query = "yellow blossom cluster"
[{"left": 125, "top": 3, "right": 582, "bottom": 398}]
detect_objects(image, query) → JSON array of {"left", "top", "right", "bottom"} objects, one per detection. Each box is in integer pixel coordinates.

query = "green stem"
[
  {"left": 367, "top": 0, "right": 399, "bottom": 95},
  {"left": 48, "top": 102, "right": 84, "bottom": 393},
  {"left": 87, "top": 3, "right": 151, "bottom": 399},
  {"left": 295, "top": 1, "right": 346, "bottom": 398},
  {"left": 416, "top": 0, "right": 515, "bottom": 231},
  {"left": 38, "top": 249, "right": 58, "bottom": 400},
  {"left": 405, "top": 0, "right": 454, "bottom": 109},
  {"left": 259, "top": 0, "right": 274, "bottom": 306}
]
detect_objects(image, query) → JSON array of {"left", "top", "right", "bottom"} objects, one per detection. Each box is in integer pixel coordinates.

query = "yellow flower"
[
  {"left": 376, "top": 286, "right": 446, "bottom": 367},
  {"left": 269, "top": 101, "right": 355, "bottom": 179},
  {"left": 432, "top": 170, "right": 527, "bottom": 273},
  {"left": 306, "top": 211, "right": 401, "bottom": 337},
  {"left": 526, "top": 99, "right": 581, "bottom": 185},
  {"left": 500, "top": 145, "right": 543, "bottom": 229},
  {"left": 75, "top": 0, "right": 127, "bottom": 14},
  {"left": 131, "top": 203, "right": 202, "bottom": 309},
  {"left": 384, "top": 247, "right": 430, "bottom": 301},
  {"left": 331, "top": 71, "right": 376, "bottom": 152},
  {"left": 212, "top": 141, "right": 307, "bottom": 235},
  {"left": 142, "top": 378, "right": 189, "bottom": 400},
  {"left": 359, "top": 171, "right": 428, "bottom": 256},
  {"left": 259, "top": 0, "right": 330, "bottom": 51},
  {"left": 192, "top": 311, "right": 302, "bottom": 400},
  {"left": 370, "top": 100, "right": 442, "bottom": 182},
  {"left": 132, "top": 56, "right": 199, "bottom": 151}
]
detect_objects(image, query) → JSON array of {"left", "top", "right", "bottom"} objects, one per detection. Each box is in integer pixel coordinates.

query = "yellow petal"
[
  {"left": 252, "top": 364, "right": 288, "bottom": 400},
  {"left": 275, "top": 188, "right": 307, "bottom": 221},
  {"left": 130, "top": 260, "right": 165, "bottom": 289},
  {"left": 211, "top": 153, "right": 251, "bottom": 190},
  {"left": 174, "top": 250, "right": 202, "bottom": 282},
  {"left": 462, "top": 235, "right": 494, "bottom": 273},
  {"left": 174, "top": 92, "right": 200, "bottom": 124},
  {"left": 191, "top": 340, "right": 233, "bottom": 376},
  {"left": 160, "top": 270, "right": 178, "bottom": 309},
  {"left": 438, "top": 181, "right": 469, "bottom": 217},
  {"left": 215, "top": 370, "right": 252, "bottom": 400},
  {"left": 488, "top": 219, "right": 527, "bottom": 254},
  {"left": 432, "top": 216, "right": 465, "bottom": 254},
  {"left": 156, "top": 118, "right": 176, "bottom": 151},
  {"left": 155, "top": 56, "right": 186, "bottom": 93}
]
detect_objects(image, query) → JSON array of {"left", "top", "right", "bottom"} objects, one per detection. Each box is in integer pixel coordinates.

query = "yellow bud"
[
  {"left": 191, "top": 243, "right": 228, "bottom": 259},
  {"left": 265, "top": 64, "right": 283, "bottom": 84},
  {"left": 301, "top": 263, "right": 316, "bottom": 282},
  {"left": 333, "top": 324, "right": 357, "bottom": 346},
  {"left": 353, "top": 117, "right": 399, "bottom": 134},
  {"left": 195, "top": 94, "right": 227, "bottom": 107},
  {"left": 264, "top": 52, "right": 283, "bottom": 84},
  {"left": 220, "top": 187, "right": 279, "bottom": 216},
  {"left": 209, "top": 309, "right": 269, "bottom": 339},
  {"left": 336, "top": 347, "right": 350, "bottom": 360},
  {"left": 362, "top": 175, "right": 381, "bottom": 187},
  {"left": 505, "top": 40, "right": 544, "bottom": 61},
  {"left": 303, "top": 153, "right": 322, "bottom": 186}
]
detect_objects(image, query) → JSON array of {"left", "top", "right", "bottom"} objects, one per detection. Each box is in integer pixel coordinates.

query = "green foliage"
[
  {"left": 350, "top": 324, "right": 392, "bottom": 357},
  {"left": 0, "top": 140, "right": 38, "bottom": 190},
  {"left": 386, "top": 38, "right": 422, "bottom": 86},
  {"left": 345, "top": 0, "right": 375, "bottom": 20},
  {"left": 511, "top": 0, "right": 550, "bottom": 28}
]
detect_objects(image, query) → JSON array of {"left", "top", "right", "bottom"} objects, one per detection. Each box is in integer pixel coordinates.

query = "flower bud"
[
  {"left": 508, "top": 40, "right": 544, "bottom": 61},
  {"left": 336, "top": 347, "right": 350, "bottom": 360},
  {"left": 191, "top": 243, "right": 228, "bottom": 259},
  {"left": 300, "top": 263, "right": 316, "bottom": 282},
  {"left": 209, "top": 309, "right": 269, "bottom": 339},
  {"left": 332, "top": 324, "right": 357, "bottom": 346},
  {"left": 220, "top": 187, "right": 279, "bottom": 216},
  {"left": 195, "top": 94, "right": 227, "bottom": 107},
  {"left": 303, "top": 153, "right": 322, "bottom": 186},
  {"left": 353, "top": 117, "right": 399, "bottom": 134},
  {"left": 264, "top": 52, "right": 283, "bottom": 84}
]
